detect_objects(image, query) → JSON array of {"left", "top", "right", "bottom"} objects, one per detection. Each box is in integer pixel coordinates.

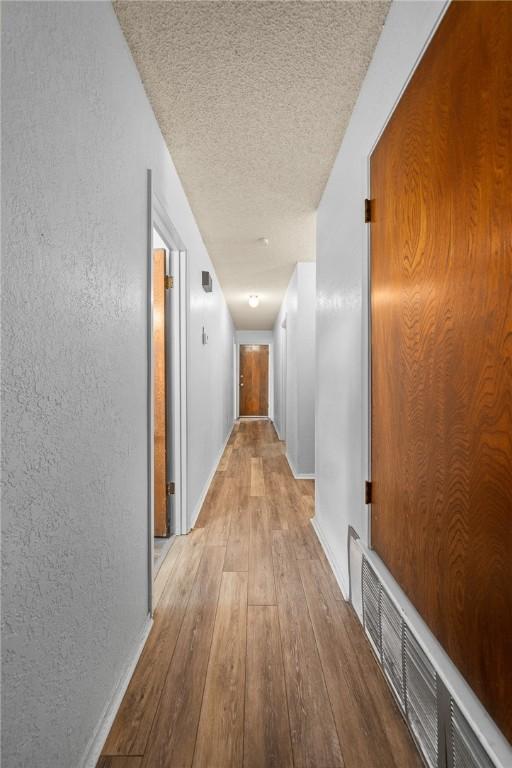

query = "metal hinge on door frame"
[
  {"left": 164, "top": 275, "right": 174, "bottom": 289},
  {"left": 365, "top": 480, "right": 372, "bottom": 505},
  {"left": 166, "top": 481, "right": 175, "bottom": 496},
  {"left": 364, "top": 198, "right": 373, "bottom": 223}
]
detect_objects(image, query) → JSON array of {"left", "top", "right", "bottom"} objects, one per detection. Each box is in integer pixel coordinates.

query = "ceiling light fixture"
[{"left": 248, "top": 295, "right": 260, "bottom": 308}]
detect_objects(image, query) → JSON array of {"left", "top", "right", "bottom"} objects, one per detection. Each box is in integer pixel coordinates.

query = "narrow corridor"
[{"left": 99, "top": 420, "right": 420, "bottom": 768}]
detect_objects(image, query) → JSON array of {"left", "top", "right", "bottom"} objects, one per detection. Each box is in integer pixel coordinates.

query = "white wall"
[
  {"left": 297, "top": 265, "right": 316, "bottom": 473},
  {"left": 1, "top": 3, "right": 234, "bottom": 767},
  {"left": 315, "top": 1, "right": 447, "bottom": 592},
  {"left": 188, "top": 261, "right": 235, "bottom": 524},
  {"left": 273, "top": 313, "right": 287, "bottom": 441},
  {"left": 236, "top": 330, "right": 273, "bottom": 345},
  {"left": 274, "top": 263, "right": 316, "bottom": 477}
]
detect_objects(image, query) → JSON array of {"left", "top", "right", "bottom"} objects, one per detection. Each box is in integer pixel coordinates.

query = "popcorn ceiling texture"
[{"left": 114, "top": 0, "right": 390, "bottom": 328}]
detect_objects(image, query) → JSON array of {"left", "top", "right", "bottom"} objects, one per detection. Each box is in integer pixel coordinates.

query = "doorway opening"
[
  {"left": 151, "top": 231, "right": 173, "bottom": 573},
  {"left": 239, "top": 344, "right": 269, "bottom": 417},
  {"left": 147, "top": 170, "right": 189, "bottom": 612}
]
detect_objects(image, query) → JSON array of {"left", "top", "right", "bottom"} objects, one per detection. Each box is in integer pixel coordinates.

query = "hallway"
[{"left": 100, "top": 420, "right": 420, "bottom": 768}]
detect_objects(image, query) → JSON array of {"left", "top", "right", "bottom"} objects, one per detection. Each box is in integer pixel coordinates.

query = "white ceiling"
[{"left": 114, "top": 1, "right": 390, "bottom": 329}]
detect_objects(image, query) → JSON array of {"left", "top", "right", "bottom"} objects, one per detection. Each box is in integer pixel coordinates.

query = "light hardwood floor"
[{"left": 100, "top": 419, "right": 421, "bottom": 768}]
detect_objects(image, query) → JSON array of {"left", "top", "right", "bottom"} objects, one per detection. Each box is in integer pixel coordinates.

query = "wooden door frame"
[
  {"left": 147, "top": 170, "right": 189, "bottom": 615},
  {"left": 235, "top": 343, "right": 273, "bottom": 419},
  {"left": 357, "top": 4, "right": 512, "bottom": 764}
]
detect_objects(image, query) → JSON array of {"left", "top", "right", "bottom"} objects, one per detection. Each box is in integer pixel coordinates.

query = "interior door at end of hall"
[
  {"left": 153, "top": 248, "right": 169, "bottom": 537},
  {"left": 369, "top": 1, "right": 512, "bottom": 740},
  {"left": 240, "top": 345, "right": 269, "bottom": 417}
]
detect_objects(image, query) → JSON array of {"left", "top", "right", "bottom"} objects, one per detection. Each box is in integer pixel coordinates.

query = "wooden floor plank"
[
  {"left": 290, "top": 520, "right": 323, "bottom": 561},
  {"left": 226, "top": 445, "right": 242, "bottom": 478},
  {"left": 244, "top": 605, "right": 293, "bottom": 768},
  {"left": 141, "top": 545, "right": 226, "bottom": 768},
  {"left": 218, "top": 444, "right": 232, "bottom": 471},
  {"left": 297, "top": 479, "right": 315, "bottom": 497},
  {"left": 97, "top": 758, "right": 142, "bottom": 768},
  {"left": 250, "top": 457, "right": 265, "bottom": 496},
  {"left": 272, "top": 530, "right": 343, "bottom": 768},
  {"left": 152, "top": 535, "right": 186, "bottom": 610},
  {"left": 248, "top": 501, "right": 276, "bottom": 605},
  {"left": 194, "top": 473, "right": 224, "bottom": 529},
  {"left": 237, "top": 446, "right": 252, "bottom": 507},
  {"left": 102, "top": 529, "right": 205, "bottom": 756},
  {"left": 100, "top": 419, "right": 422, "bottom": 768},
  {"left": 192, "top": 572, "right": 248, "bottom": 768},
  {"left": 225, "top": 505, "right": 250, "bottom": 572},
  {"left": 207, "top": 476, "right": 235, "bottom": 546},
  {"left": 268, "top": 473, "right": 291, "bottom": 529}
]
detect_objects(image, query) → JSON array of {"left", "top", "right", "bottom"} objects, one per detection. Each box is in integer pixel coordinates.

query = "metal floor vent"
[
  {"left": 381, "top": 589, "right": 405, "bottom": 709},
  {"left": 450, "top": 702, "right": 497, "bottom": 768},
  {"left": 404, "top": 628, "right": 439, "bottom": 768},
  {"left": 359, "top": 556, "right": 503, "bottom": 768},
  {"left": 362, "top": 556, "right": 438, "bottom": 766},
  {"left": 362, "top": 557, "right": 381, "bottom": 656}
]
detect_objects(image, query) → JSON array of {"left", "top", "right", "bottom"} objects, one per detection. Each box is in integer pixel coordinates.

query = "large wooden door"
[
  {"left": 153, "top": 248, "right": 169, "bottom": 537},
  {"left": 240, "top": 345, "right": 269, "bottom": 417},
  {"left": 370, "top": 1, "right": 512, "bottom": 740}
]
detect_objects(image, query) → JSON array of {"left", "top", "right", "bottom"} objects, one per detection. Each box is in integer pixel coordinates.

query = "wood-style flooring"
[{"left": 100, "top": 419, "right": 421, "bottom": 768}]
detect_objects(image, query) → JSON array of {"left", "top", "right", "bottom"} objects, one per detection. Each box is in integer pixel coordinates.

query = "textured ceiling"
[{"left": 114, "top": 1, "right": 390, "bottom": 329}]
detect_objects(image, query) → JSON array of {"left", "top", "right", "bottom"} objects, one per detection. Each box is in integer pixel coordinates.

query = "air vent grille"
[
  {"left": 450, "top": 702, "right": 496, "bottom": 768},
  {"left": 381, "top": 589, "right": 405, "bottom": 709},
  {"left": 404, "top": 628, "right": 438, "bottom": 768},
  {"left": 362, "top": 557, "right": 381, "bottom": 656},
  {"left": 356, "top": 553, "right": 504, "bottom": 768}
]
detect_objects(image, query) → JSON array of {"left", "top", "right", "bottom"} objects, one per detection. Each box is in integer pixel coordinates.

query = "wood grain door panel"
[
  {"left": 153, "top": 248, "right": 168, "bottom": 537},
  {"left": 240, "top": 345, "right": 269, "bottom": 417},
  {"left": 370, "top": 1, "right": 512, "bottom": 740}
]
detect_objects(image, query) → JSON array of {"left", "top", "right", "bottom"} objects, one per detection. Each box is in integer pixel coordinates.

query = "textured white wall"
[
  {"left": 188, "top": 262, "right": 235, "bottom": 522},
  {"left": 297, "top": 264, "right": 316, "bottom": 474},
  {"left": 315, "top": 0, "right": 447, "bottom": 593},
  {"left": 274, "top": 269, "right": 297, "bottom": 455},
  {"left": 2, "top": 3, "right": 233, "bottom": 766},
  {"left": 273, "top": 263, "right": 315, "bottom": 476},
  {"left": 235, "top": 331, "right": 273, "bottom": 345},
  {"left": 273, "top": 313, "right": 287, "bottom": 441}
]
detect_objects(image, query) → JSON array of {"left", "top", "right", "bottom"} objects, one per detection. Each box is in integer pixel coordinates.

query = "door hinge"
[
  {"left": 364, "top": 198, "right": 372, "bottom": 223},
  {"left": 365, "top": 480, "right": 372, "bottom": 505},
  {"left": 166, "top": 481, "right": 175, "bottom": 496},
  {"left": 164, "top": 275, "right": 174, "bottom": 289}
]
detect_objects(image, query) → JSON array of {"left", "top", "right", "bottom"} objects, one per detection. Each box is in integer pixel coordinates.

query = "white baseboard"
[
  {"left": 310, "top": 516, "right": 349, "bottom": 600},
  {"left": 189, "top": 423, "right": 233, "bottom": 529},
  {"left": 272, "top": 420, "right": 284, "bottom": 441},
  {"left": 80, "top": 614, "right": 153, "bottom": 768},
  {"left": 285, "top": 450, "right": 315, "bottom": 480}
]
